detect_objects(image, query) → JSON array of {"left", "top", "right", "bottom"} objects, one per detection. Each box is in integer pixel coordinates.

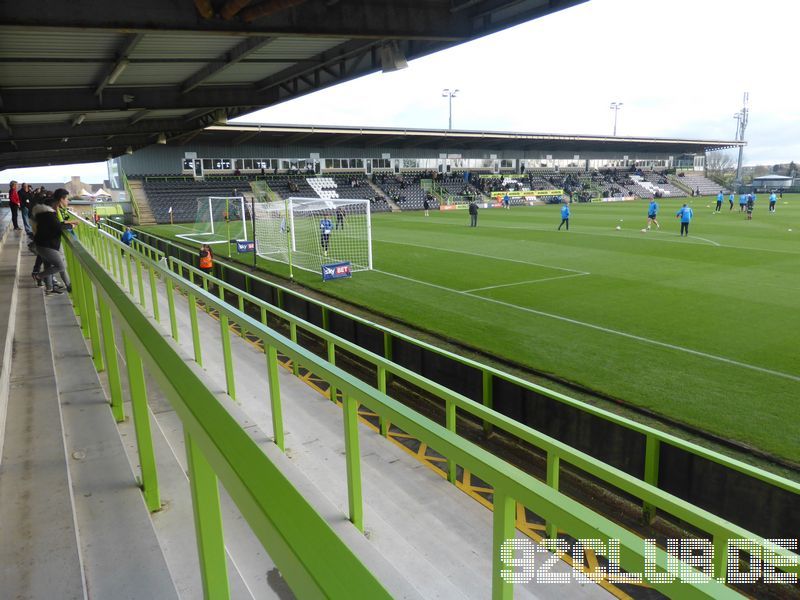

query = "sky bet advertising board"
[{"left": 322, "top": 262, "right": 352, "bottom": 281}]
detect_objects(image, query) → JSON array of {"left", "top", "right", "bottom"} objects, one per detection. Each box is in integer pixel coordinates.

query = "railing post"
[
  {"left": 188, "top": 293, "right": 203, "bottom": 366},
  {"left": 492, "top": 491, "right": 515, "bottom": 600},
  {"left": 266, "top": 345, "right": 284, "bottom": 451},
  {"left": 445, "top": 398, "right": 457, "bottom": 483},
  {"left": 166, "top": 279, "right": 178, "bottom": 341},
  {"left": 289, "top": 322, "right": 299, "bottom": 376},
  {"left": 116, "top": 243, "right": 125, "bottom": 288},
  {"left": 713, "top": 530, "right": 729, "bottom": 583},
  {"left": 377, "top": 365, "right": 389, "bottom": 437},
  {"left": 135, "top": 257, "right": 146, "bottom": 307},
  {"left": 383, "top": 331, "right": 392, "bottom": 361},
  {"left": 185, "top": 430, "right": 230, "bottom": 600},
  {"left": 74, "top": 263, "right": 90, "bottom": 339},
  {"left": 237, "top": 292, "right": 244, "bottom": 313},
  {"left": 545, "top": 451, "right": 559, "bottom": 539},
  {"left": 643, "top": 435, "right": 660, "bottom": 523},
  {"left": 98, "top": 297, "right": 125, "bottom": 422},
  {"left": 108, "top": 236, "right": 119, "bottom": 281},
  {"left": 220, "top": 311, "right": 236, "bottom": 400},
  {"left": 321, "top": 306, "right": 330, "bottom": 330},
  {"left": 148, "top": 265, "right": 160, "bottom": 322},
  {"left": 327, "top": 340, "right": 337, "bottom": 403},
  {"left": 126, "top": 250, "right": 134, "bottom": 296},
  {"left": 82, "top": 275, "right": 105, "bottom": 372},
  {"left": 342, "top": 393, "right": 363, "bottom": 531},
  {"left": 123, "top": 331, "right": 161, "bottom": 512},
  {"left": 482, "top": 370, "right": 493, "bottom": 436}
]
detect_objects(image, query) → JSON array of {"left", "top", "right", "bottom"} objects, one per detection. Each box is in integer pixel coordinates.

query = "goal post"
[
  {"left": 253, "top": 197, "right": 372, "bottom": 275},
  {"left": 175, "top": 196, "right": 249, "bottom": 245}
]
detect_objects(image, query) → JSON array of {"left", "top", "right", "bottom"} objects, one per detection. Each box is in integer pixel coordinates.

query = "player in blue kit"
[
  {"left": 646, "top": 198, "right": 660, "bottom": 230},
  {"left": 769, "top": 191, "right": 777, "bottom": 213},
  {"left": 558, "top": 201, "right": 570, "bottom": 230},
  {"left": 739, "top": 194, "right": 747, "bottom": 212},
  {"left": 320, "top": 214, "right": 333, "bottom": 256},
  {"left": 728, "top": 192, "right": 735, "bottom": 210},
  {"left": 676, "top": 203, "right": 693, "bottom": 236},
  {"left": 715, "top": 191, "right": 723, "bottom": 212}
]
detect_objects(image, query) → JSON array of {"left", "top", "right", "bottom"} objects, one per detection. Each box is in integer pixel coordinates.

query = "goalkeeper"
[{"left": 320, "top": 214, "right": 333, "bottom": 257}]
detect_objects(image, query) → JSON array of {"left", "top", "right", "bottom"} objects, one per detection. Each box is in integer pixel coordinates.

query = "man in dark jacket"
[
  {"left": 468, "top": 200, "right": 478, "bottom": 227},
  {"left": 32, "top": 189, "right": 74, "bottom": 295},
  {"left": 18, "top": 182, "right": 34, "bottom": 235}
]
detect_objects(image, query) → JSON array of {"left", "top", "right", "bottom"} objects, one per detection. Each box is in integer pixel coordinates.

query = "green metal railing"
[
  {"left": 65, "top": 219, "right": 756, "bottom": 598},
  {"left": 104, "top": 224, "right": 800, "bottom": 585},
  {"left": 119, "top": 225, "right": 800, "bottom": 505},
  {"left": 84, "top": 222, "right": 798, "bottom": 597}
]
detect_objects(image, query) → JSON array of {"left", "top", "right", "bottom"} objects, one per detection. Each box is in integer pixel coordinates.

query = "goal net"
[
  {"left": 175, "top": 196, "right": 249, "bottom": 245},
  {"left": 254, "top": 197, "right": 372, "bottom": 274}
]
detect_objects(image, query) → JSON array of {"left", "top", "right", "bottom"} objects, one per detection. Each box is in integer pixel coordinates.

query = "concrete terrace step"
[
  {"left": 45, "top": 292, "right": 180, "bottom": 600},
  {"left": 0, "top": 244, "right": 85, "bottom": 600}
]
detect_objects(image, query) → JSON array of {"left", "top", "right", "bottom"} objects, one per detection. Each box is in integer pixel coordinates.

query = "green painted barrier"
[{"left": 75, "top": 218, "right": 799, "bottom": 597}]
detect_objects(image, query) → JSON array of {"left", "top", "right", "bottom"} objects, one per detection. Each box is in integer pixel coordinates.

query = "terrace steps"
[{"left": 128, "top": 178, "right": 157, "bottom": 225}]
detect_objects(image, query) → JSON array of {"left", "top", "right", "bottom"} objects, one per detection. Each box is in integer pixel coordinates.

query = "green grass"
[{"left": 142, "top": 195, "right": 800, "bottom": 463}]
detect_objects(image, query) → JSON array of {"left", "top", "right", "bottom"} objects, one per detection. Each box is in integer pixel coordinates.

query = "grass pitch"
[{"left": 142, "top": 195, "right": 800, "bottom": 463}]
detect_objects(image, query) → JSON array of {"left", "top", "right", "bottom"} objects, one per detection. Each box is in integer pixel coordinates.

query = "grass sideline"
[{"left": 140, "top": 194, "right": 799, "bottom": 464}]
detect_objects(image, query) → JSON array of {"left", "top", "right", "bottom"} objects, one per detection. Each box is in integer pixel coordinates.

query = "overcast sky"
[{"left": 3, "top": 0, "right": 797, "bottom": 184}]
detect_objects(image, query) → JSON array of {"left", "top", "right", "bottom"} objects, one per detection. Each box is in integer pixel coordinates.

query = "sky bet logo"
[{"left": 322, "top": 262, "right": 352, "bottom": 281}]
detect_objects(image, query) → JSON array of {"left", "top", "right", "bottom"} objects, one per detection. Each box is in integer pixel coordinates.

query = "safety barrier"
[
  {"left": 116, "top": 222, "right": 800, "bottom": 543},
  {"left": 86, "top": 221, "right": 799, "bottom": 597}
]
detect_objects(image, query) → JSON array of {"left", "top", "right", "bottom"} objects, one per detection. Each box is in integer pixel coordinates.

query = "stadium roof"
[
  {"left": 201, "top": 123, "right": 745, "bottom": 154},
  {"left": 0, "top": 0, "right": 587, "bottom": 170}
]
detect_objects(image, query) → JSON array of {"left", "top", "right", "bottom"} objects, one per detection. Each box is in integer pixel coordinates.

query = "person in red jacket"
[{"left": 8, "top": 181, "right": 21, "bottom": 230}]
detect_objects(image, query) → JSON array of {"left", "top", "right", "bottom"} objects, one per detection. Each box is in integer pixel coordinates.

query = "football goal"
[
  {"left": 175, "top": 196, "right": 249, "bottom": 245},
  {"left": 253, "top": 197, "right": 372, "bottom": 275}
]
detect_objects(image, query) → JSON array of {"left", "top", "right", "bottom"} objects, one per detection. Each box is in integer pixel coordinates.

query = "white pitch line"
[
  {"left": 385, "top": 217, "right": 781, "bottom": 252},
  {"left": 373, "top": 268, "right": 800, "bottom": 383},
  {"left": 462, "top": 272, "right": 589, "bottom": 293},
  {"left": 688, "top": 235, "right": 721, "bottom": 247},
  {"left": 375, "top": 238, "right": 588, "bottom": 274}
]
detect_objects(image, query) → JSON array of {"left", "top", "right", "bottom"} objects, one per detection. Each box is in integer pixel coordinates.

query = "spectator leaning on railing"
[{"left": 32, "top": 189, "right": 76, "bottom": 295}]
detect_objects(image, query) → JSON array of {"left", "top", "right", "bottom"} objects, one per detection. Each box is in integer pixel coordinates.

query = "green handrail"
[
  {"left": 119, "top": 224, "right": 799, "bottom": 499},
  {"left": 90, "top": 221, "right": 795, "bottom": 595},
  {"left": 104, "top": 224, "right": 800, "bottom": 581},
  {"left": 67, "top": 223, "right": 395, "bottom": 599}
]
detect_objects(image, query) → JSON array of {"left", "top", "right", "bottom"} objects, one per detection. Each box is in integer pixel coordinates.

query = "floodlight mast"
[
  {"left": 442, "top": 88, "right": 459, "bottom": 130},
  {"left": 610, "top": 102, "right": 623, "bottom": 136},
  {"left": 734, "top": 92, "right": 749, "bottom": 189}
]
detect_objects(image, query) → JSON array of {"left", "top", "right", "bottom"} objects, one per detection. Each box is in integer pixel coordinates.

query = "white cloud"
[{"left": 3, "top": 0, "right": 797, "bottom": 184}]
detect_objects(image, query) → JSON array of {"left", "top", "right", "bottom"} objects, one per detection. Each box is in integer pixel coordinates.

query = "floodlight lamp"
[
  {"left": 380, "top": 42, "right": 407, "bottom": 73},
  {"left": 126, "top": 146, "right": 133, "bottom": 155},
  {"left": 108, "top": 59, "right": 129, "bottom": 85},
  {"left": 157, "top": 132, "right": 167, "bottom": 144}
]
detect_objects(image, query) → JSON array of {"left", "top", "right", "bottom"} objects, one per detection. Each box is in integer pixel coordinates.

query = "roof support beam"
[
  {"left": 0, "top": 86, "right": 278, "bottom": 115},
  {"left": 180, "top": 36, "right": 275, "bottom": 94},
  {"left": 94, "top": 33, "right": 143, "bottom": 97}
]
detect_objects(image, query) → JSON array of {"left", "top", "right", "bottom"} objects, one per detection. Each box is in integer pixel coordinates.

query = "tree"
[{"left": 706, "top": 151, "right": 735, "bottom": 174}]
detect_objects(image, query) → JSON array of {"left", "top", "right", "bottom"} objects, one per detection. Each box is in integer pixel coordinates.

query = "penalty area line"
[
  {"left": 462, "top": 272, "right": 589, "bottom": 293},
  {"left": 375, "top": 238, "right": 587, "bottom": 274},
  {"left": 373, "top": 269, "right": 800, "bottom": 384}
]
